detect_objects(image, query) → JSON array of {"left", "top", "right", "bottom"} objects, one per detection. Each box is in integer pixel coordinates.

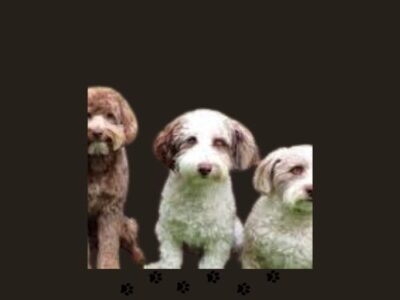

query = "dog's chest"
[
  {"left": 161, "top": 190, "right": 235, "bottom": 247},
  {"left": 257, "top": 221, "right": 312, "bottom": 268},
  {"left": 88, "top": 181, "right": 108, "bottom": 214},
  {"left": 88, "top": 171, "right": 126, "bottom": 215}
]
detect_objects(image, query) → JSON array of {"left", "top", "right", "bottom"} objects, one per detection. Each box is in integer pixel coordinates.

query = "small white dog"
[
  {"left": 145, "top": 109, "right": 259, "bottom": 269},
  {"left": 241, "top": 145, "right": 313, "bottom": 269}
]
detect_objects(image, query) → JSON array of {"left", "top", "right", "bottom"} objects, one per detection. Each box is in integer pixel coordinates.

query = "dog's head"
[
  {"left": 87, "top": 87, "right": 138, "bottom": 156},
  {"left": 254, "top": 145, "right": 313, "bottom": 213},
  {"left": 154, "top": 109, "right": 259, "bottom": 183}
]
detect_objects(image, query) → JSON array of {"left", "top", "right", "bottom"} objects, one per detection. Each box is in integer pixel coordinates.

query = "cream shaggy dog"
[
  {"left": 241, "top": 145, "right": 313, "bottom": 269},
  {"left": 145, "top": 109, "right": 259, "bottom": 269}
]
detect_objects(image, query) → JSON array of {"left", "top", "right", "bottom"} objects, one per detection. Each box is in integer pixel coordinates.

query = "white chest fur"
[
  {"left": 244, "top": 197, "right": 313, "bottom": 269},
  {"left": 158, "top": 174, "right": 237, "bottom": 248}
]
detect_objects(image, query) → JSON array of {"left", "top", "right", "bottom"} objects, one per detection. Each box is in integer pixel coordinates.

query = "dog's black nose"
[
  {"left": 198, "top": 163, "right": 212, "bottom": 176},
  {"left": 306, "top": 185, "right": 313, "bottom": 198}
]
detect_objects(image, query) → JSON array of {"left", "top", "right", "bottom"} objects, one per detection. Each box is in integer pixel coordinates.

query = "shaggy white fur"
[
  {"left": 241, "top": 145, "right": 313, "bottom": 269},
  {"left": 145, "top": 109, "right": 259, "bottom": 269}
]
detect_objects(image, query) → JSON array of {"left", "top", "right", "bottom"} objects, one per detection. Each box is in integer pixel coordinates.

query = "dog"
[
  {"left": 241, "top": 145, "right": 313, "bottom": 269},
  {"left": 144, "top": 109, "right": 259, "bottom": 269},
  {"left": 87, "top": 86, "right": 144, "bottom": 269}
]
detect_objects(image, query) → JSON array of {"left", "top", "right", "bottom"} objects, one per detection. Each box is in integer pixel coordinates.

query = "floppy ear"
[
  {"left": 118, "top": 95, "right": 138, "bottom": 145},
  {"left": 153, "top": 119, "right": 182, "bottom": 170},
  {"left": 230, "top": 120, "right": 260, "bottom": 170},
  {"left": 253, "top": 148, "right": 285, "bottom": 195}
]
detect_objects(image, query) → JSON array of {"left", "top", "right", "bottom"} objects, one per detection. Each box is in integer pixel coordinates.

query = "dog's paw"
[
  {"left": 132, "top": 247, "right": 146, "bottom": 266},
  {"left": 144, "top": 262, "right": 161, "bottom": 269},
  {"left": 144, "top": 261, "right": 180, "bottom": 269}
]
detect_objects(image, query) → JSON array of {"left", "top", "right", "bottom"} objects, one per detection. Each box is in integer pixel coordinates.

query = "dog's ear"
[
  {"left": 230, "top": 120, "right": 260, "bottom": 170},
  {"left": 118, "top": 94, "right": 138, "bottom": 145},
  {"left": 153, "top": 119, "right": 182, "bottom": 169},
  {"left": 253, "top": 148, "right": 285, "bottom": 195}
]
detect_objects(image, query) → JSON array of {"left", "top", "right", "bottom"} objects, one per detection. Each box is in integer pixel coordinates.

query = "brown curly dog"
[{"left": 87, "top": 86, "right": 144, "bottom": 269}]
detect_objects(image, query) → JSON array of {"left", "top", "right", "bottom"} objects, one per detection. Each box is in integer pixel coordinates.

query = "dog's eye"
[
  {"left": 186, "top": 136, "right": 197, "bottom": 145},
  {"left": 106, "top": 113, "right": 116, "bottom": 122},
  {"left": 87, "top": 112, "right": 92, "bottom": 119},
  {"left": 213, "top": 138, "right": 228, "bottom": 148},
  {"left": 290, "top": 165, "right": 304, "bottom": 175}
]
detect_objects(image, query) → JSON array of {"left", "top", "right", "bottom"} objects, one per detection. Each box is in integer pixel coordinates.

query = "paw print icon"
[
  {"left": 177, "top": 281, "right": 190, "bottom": 293},
  {"left": 149, "top": 271, "right": 162, "bottom": 284},
  {"left": 267, "top": 270, "right": 280, "bottom": 283},
  {"left": 207, "top": 270, "right": 220, "bottom": 283},
  {"left": 120, "top": 283, "right": 133, "bottom": 296},
  {"left": 237, "top": 282, "right": 251, "bottom": 295}
]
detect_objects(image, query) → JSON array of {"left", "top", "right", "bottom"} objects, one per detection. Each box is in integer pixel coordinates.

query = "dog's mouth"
[
  {"left": 88, "top": 131, "right": 124, "bottom": 155},
  {"left": 200, "top": 171, "right": 224, "bottom": 181},
  {"left": 88, "top": 141, "right": 110, "bottom": 155},
  {"left": 193, "top": 169, "right": 225, "bottom": 182},
  {"left": 177, "top": 171, "right": 226, "bottom": 186}
]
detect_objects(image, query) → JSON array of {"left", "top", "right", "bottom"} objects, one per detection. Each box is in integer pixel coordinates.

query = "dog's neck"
[{"left": 88, "top": 149, "right": 121, "bottom": 175}]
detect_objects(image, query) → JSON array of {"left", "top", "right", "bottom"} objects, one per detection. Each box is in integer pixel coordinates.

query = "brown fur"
[
  {"left": 153, "top": 118, "right": 183, "bottom": 170},
  {"left": 230, "top": 120, "right": 260, "bottom": 170},
  {"left": 87, "top": 87, "right": 144, "bottom": 269},
  {"left": 88, "top": 87, "right": 138, "bottom": 144},
  {"left": 88, "top": 216, "right": 145, "bottom": 266}
]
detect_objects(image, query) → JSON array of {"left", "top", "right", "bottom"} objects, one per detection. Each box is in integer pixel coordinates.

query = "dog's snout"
[
  {"left": 91, "top": 129, "right": 103, "bottom": 139},
  {"left": 305, "top": 185, "right": 313, "bottom": 199},
  {"left": 198, "top": 163, "right": 212, "bottom": 176}
]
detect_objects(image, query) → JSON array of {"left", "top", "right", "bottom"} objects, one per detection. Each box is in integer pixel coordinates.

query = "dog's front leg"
[
  {"left": 199, "top": 240, "right": 231, "bottom": 269},
  {"left": 145, "top": 232, "right": 183, "bottom": 269},
  {"left": 240, "top": 250, "right": 262, "bottom": 269},
  {"left": 120, "top": 217, "right": 145, "bottom": 265},
  {"left": 97, "top": 213, "right": 121, "bottom": 269}
]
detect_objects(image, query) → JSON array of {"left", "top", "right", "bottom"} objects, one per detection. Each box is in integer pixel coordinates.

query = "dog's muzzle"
[
  {"left": 197, "top": 163, "right": 213, "bottom": 177},
  {"left": 88, "top": 129, "right": 113, "bottom": 155},
  {"left": 305, "top": 185, "right": 313, "bottom": 201}
]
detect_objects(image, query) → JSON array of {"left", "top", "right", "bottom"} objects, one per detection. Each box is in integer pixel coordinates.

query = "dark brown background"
[{"left": 2, "top": 2, "right": 395, "bottom": 299}]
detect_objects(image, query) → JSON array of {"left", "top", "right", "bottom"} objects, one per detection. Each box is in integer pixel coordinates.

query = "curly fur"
[
  {"left": 87, "top": 86, "right": 144, "bottom": 269},
  {"left": 241, "top": 145, "right": 313, "bottom": 269},
  {"left": 145, "top": 109, "right": 259, "bottom": 269}
]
